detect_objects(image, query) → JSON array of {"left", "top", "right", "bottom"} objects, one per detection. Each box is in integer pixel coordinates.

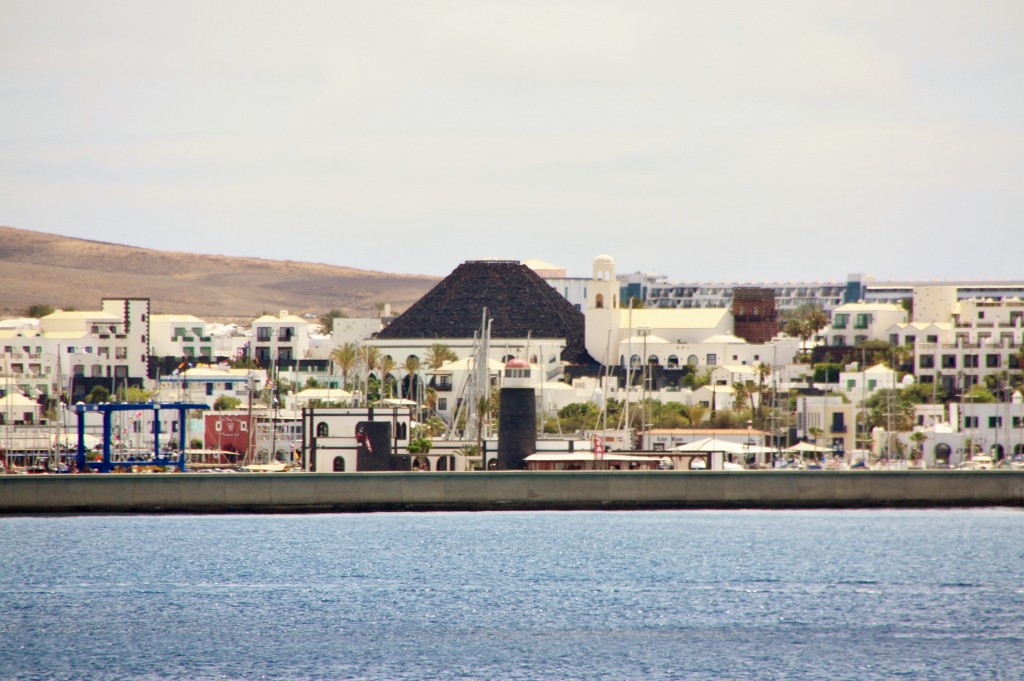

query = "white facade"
[
  {"left": 157, "top": 366, "right": 265, "bottom": 407},
  {"left": 828, "top": 302, "right": 908, "bottom": 347},
  {"left": 585, "top": 255, "right": 799, "bottom": 372},
  {"left": 251, "top": 311, "right": 313, "bottom": 366},
  {"left": 30, "top": 298, "right": 151, "bottom": 394},
  {"left": 837, "top": 363, "right": 899, "bottom": 401}
]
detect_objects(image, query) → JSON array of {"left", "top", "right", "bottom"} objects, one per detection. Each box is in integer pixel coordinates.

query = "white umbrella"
[{"left": 786, "top": 441, "right": 832, "bottom": 453}]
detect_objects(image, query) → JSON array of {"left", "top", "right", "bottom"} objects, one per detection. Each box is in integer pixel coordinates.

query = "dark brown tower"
[{"left": 732, "top": 287, "right": 778, "bottom": 344}]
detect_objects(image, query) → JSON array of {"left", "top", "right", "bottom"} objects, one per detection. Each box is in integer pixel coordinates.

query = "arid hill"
[{"left": 0, "top": 226, "right": 437, "bottom": 322}]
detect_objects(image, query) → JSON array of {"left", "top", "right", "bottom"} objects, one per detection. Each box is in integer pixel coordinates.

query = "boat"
[{"left": 959, "top": 455, "right": 995, "bottom": 470}]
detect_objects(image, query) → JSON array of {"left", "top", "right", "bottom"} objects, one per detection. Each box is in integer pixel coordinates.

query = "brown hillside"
[{"left": 0, "top": 226, "right": 437, "bottom": 322}]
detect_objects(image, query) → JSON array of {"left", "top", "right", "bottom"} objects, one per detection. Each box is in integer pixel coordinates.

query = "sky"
[{"left": 2, "top": 1, "right": 1023, "bottom": 282}]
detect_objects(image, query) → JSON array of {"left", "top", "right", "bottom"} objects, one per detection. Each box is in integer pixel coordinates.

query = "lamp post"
[
  {"left": 637, "top": 327, "right": 651, "bottom": 449},
  {"left": 746, "top": 419, "right": 753, "bottom": 467}
]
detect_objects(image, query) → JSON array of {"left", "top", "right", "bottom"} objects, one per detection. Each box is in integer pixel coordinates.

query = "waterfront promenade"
[{"left": 2, "top": 470, "right": 1023, "bottom": 513}]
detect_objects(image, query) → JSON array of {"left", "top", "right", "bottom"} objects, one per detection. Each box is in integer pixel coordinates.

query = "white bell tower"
[{"left": 588, "top": 254, "right": 618, "bottom": 311}]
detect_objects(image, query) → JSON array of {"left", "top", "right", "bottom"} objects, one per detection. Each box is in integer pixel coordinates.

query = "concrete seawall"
[{"left": 2, "top": 471, "right": 1024, "bottom": 514}]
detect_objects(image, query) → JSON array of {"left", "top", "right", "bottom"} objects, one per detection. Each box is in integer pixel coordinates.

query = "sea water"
[{"left": 1, "top": 509, "right": 1022, "bottom": 680}]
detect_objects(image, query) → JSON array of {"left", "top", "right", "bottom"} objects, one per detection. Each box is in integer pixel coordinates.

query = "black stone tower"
[{"left": 497, "top": 358, "right": 536, "bottom": 469}]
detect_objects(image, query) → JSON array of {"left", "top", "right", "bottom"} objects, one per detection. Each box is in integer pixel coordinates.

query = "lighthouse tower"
[{"left": 497, "top": 358, "right": 536, "bottom": 469}]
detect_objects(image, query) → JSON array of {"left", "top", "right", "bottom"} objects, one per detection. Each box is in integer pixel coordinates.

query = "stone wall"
[{"left": 2, "top": 471, "right": 1023, "bottom": 514}]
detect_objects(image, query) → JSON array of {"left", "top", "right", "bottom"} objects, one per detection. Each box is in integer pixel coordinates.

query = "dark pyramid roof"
[{"left": 376, "top": 260, "right": 596, "bottom": 365}]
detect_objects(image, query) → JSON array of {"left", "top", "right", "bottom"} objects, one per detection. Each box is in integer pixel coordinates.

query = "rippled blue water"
[{"left": 1, "top": 509, "right": 1022, "bottom": 680}]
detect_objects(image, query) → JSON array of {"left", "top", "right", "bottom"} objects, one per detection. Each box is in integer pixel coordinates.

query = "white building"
[
  {"left": 35, "top": 298, "right": 151, "bottom": 397},
  {"left": 838, "top": 363, "right": 899, "bottom": 401},
  {"left": 828, "top": 302, "right": 908, "bottom": 347},
  {"left": 157, "top": 365, "right": 265, "bottom": 407},
  {"left": 251, "top": 311, "right": 313, "bottom": 367},
  {"left": 585, "top": 255, "right": 799, "bottom": 373}
]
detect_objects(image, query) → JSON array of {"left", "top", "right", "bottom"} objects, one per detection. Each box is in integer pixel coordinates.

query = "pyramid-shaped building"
[{"left": 376, "top": 260, "right": 595, "bottom": 365}]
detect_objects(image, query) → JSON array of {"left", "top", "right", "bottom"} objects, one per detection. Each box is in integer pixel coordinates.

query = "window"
[
  {"left": 256, "top": 327, "right": 271, "bottom": 342},
  {"left": 332, "top": 456, "right": 345, "bottom": 472},
  {"left": 854, "top": 314, "right": 871, "bottom": 329},
  {"left": 867, "top": 380, "right": 877, "bottom": 391},
  {"left": 989, "top": 416, "right": 1002, "bottom": 428},
  {"left": 706, "top": 354, "right": 717, "bottom": 366},
  {"left": 316, "top": 422, "right": 329, "bottom": 437},
  {"left": 964, "top": 355, "right": 979, "bottom": 368},
  {"left": 1013, "top": 416, "right": 1022, "bottom": 428},
  {"left": 889, "top": 334, "right": 899, "bottom": 345},
  {"left": 115, "top": 347, "right": 127, "bottom": 360},
  {"left": 833, "top": 314, "right": 848, "bottom": 329},
  {"left": 941, "top": 355, "right": 957, "bottom": 369},
  {"left": 438, "top": 398, "right": 447, "bottom": 411},
  {"left": 919, "top": 355, "right": 935, "bottom": 369},
  {"left": 833, "top": 336, "right": 846, "bottom": 347},
  {"left": 926, "top": 335, "right": 938, "bottom": 343},
  {"left": 963, "top": 416, "right": 979, "bottom": 429},
  {"left": 986, "top": 354, "right": 1001, "bottom": 368},
  {"left": 278, "top": 327, "right": 294, "bottom": 341}
]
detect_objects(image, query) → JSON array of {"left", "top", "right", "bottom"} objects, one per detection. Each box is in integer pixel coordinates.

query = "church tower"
[{"left": 585, "top": 254, "right": 622, "bottom": 365}]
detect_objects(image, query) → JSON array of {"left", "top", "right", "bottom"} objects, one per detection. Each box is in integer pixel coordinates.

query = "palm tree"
[
  {"left": 378, "top": 355, "right": 397, "bottom": 399},
  {"left": 330, "top": 342, "right": 358, "bottom": 390},
  {"left": 685, "top": 404, "right": 709, "bottom": 427},
  {"left": 357, "top": 346, "right": 380, "bottom": 406},
  {"left": 754, "top": 362, "right": 772, "bottom": 424},
  {"left": 425, "top": 343, "right": 458, "bottom": 371},
  {"left": 403, "top": 355, "right": 421, "bottom": 402},
  {"left": 733, "top": 382, "right": 750, "bottom": 412},
  {"left": 784, "top": 319, "right": 812, "bottom": 361}
]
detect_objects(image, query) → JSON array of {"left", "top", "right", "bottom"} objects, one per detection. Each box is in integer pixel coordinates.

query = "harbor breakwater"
[{"left": 2, "top": 470, "right": 1024, "bottom": 513}]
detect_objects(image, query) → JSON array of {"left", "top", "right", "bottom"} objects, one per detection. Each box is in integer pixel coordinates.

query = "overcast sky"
[{"left": 2, "top": 1, "right": 1022, "bottom": 282}]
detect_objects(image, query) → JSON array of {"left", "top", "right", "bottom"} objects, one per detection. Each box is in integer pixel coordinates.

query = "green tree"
[
  {"left": 425, "top": 343, "right": 458, "bottom": 371},
  {"left": 85, "top": 386, "right": 110, "bottom": 404},
  {"left": 402, "top": 355, "right": 421, "bottom": 401},
  {"left": 908, "top": 431, "right": 926, "bottom": 462},
  {"left": 318, "top": 309, "right": 347, "bottom": 334},
  {"left": 556, "top": 402, "right": 601, "bottom": 432},
  {"left": 115, "top": 386, "right": 157, "bottom": 403},
  {"left": 865, "top": 389, "right": 916, "bottom": 432},
  {"left": 378, "top": 355, "right": 397, "bottom": 399},
  {"left": 213, "top": 395, "right": 242, "bottom": 411},
  {"left": 23, "top": 303, "right": 55, "bottom": 318},
  {"left": 754, "top": 362, "right": 772, "bottom": 425},
  {"left": 965, "top": 384, "right": 997, "bottom": 403},
  {"left": 330, "top": 342, "right": 358, "bottom": 390},
  {"left": 685, "top": 403, "right": 709, "bottom": 427},
  {"left": 358, "top": 346, "right": 380, "bottom": 404},
  {"left": 785, "top": 305, "right": 829, "bottom": 361}
]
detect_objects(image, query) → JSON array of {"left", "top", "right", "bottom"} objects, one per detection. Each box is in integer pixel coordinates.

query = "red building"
[{"left": 204, "top": 413, "right": 251, "bottom": 460}]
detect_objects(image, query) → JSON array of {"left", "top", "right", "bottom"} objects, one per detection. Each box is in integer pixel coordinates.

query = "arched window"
[
  {"left": 332, "top": 456, "right": 345, "bottom": 472},
  {"left": 316, "top": 422, "right": 329, "bottom": 437},
  {"left": 596, "top": 293, "right": 604, "bottom": 309},
  {"left": 648, "top": 355, "right": 659, "bottom": 366},
  {"left": 630, "top": 355, "right": 641, "bottom": 368},
  {"left": 687, "top": 355, "right": 699, "bottom": 366},
  {"left": 934, "top": 443, "right": 951, "bottom": 463},
  {"left": 667, "top": 355, "right": 679, "bottom": 369}
]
